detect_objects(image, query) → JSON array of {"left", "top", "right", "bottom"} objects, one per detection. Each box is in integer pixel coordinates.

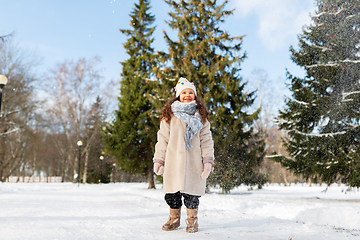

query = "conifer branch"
[
  {"left": 312, "top": 8, "right": 346, "bottom": 18},
  {"left": 291, "top": 129, "right": 347, "bottom": 137},
  {"left": 341, "top": 120, "right": 359, "bottom": 128}
]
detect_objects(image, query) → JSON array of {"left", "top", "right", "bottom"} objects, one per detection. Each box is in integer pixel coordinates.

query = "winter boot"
[
  {"left": 185, "top": 208, "right": 198, "bottom": 233},
  {"left": 162, "top": 208, "right": 181, "bottom": 231}
]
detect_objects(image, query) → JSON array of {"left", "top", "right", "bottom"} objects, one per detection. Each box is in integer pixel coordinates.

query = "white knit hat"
[{"left": 174, "top": 77, "right": 197, "bottom": 97}]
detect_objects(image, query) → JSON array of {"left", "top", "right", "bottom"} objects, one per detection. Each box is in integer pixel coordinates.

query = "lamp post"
[
  {"left": 0, "top": 75, "right": 8, "bottom": 118},
  {"left": 99, "top": 155, "right": 104, "bottom": 184},
  {"left": 112, "top": 163, "right": 116, "bottom": 183},
  {"left": 77, "top": 140, "right": 83, "bottom": 187}
]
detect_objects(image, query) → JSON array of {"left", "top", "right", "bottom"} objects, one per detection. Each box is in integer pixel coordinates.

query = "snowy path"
[{"left": 0, "top": 183, "right": 359, "bottom": 240}]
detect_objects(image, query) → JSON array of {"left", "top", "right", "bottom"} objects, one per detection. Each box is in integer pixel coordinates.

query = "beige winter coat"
[{"left": 153, "top": 115, "right": 214, "bottom": 196}]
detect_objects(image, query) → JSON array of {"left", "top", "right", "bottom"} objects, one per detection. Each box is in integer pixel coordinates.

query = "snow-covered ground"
[{"left": 0, "top": 182, "right": 359, "bottom": 240}]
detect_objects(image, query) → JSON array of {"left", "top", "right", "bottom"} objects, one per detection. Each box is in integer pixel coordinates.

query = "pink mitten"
[
  {"left": 201, "top": 163, "right": 213, "bottom": 179},
  {"left": 154, "top": 162, "right": 164, "bottom": 175}
]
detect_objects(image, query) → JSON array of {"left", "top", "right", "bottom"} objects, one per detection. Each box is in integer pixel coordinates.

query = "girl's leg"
[
  {"left": 162, "top": 192, "right": 182, "bottom": 231},
  {"left": 182, "top": 193, "right": 200, "bottom": 209},
  {"left": 164, "top": 191, "right": 182, "bottom": 209},
  {"left": 182, "top": 193, "right": 200, "bottom": 233}
]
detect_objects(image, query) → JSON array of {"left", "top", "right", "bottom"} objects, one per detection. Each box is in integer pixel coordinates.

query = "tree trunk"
[
  {"left": 27, "top": 172, "right": 34, "bottom": 183},
  {"left": 16, "top": 166, "right": 20, "bottom": 183},
  {"left": 0, "top": 137, "right": 5, "bottom": 182},
  {"left": 147, "top": 163, "right": 155, "bottom": 189},
  {"left": 31, "top": 151, "right": 36, "bottom": 183},
  {"left": 61, "top": 157, "right": 66, "bottom": 183},
  {"left": 282, "top": 169, "right": 289, "bottom": 186},
  {"left": 73, "top": 155, "right": 78, "bottom": 183},
  {"left": 0, "top": 163, "right": 3, "bottom": 182},
  {"left": 83, "top": 150, "right": 89, "bottom": 184}
]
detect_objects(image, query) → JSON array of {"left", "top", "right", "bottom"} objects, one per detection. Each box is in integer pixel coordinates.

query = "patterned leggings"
[{"left": 164, "top": 191, "right": 200, "bottom": 209}]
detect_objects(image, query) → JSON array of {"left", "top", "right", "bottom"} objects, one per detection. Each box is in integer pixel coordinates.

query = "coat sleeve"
[
  {"left": 153, "top": 120, "right": 170, "bottom": 163},
  {"left": 199, "top": 120, "right": 215, "bottom": 164}
]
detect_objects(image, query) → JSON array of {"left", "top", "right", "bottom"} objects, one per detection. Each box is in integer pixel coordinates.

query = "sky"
[{"left": 0, "top": 0, "right": 317, "bottom": 112}]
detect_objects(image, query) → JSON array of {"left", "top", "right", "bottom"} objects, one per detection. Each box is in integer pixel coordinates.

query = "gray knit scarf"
[{"left": 171, "top": 101, "right": 203, "bottom": 151}]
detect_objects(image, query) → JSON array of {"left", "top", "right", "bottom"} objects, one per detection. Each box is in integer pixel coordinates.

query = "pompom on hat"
[{"left": 174, "top": 77, "right": 197, "bottom": 97}]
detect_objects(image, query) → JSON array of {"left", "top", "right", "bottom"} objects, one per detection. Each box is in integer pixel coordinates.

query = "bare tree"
[
  {"left": 82, "top": 97, "right": 105, "bottom": 183},
  {"left": 0, "top": 38, "right": 41, "bottom": 182},
  {"left": 0, "top": 33, "right": 13, "bottom": 43},
  {"left": 247, "top": 68, "right": 299, "bottom": 185},
  {"left": 43, "top": 57, "right": 101, "bottom": 182},
  {"left": 44, "top": 57, "right": 116, "bottom": 183}
]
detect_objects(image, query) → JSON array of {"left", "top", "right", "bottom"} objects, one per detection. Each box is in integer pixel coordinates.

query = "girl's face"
[{"left": 179, "top": 88, "right": 195, "bottom": 103}]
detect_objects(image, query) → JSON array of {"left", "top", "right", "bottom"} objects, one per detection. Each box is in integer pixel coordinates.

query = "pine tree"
[
  {"left": 83, "top": 97, "right": 112, "bottom": 184},
  {"left": 271, "top": 0, "right": 360, "bottom": 187},
  {"left": 159, "top": 0, "right": 266, "bottom": 193},
  {"left": 102, "top": 0, "right": 158, "bottom": 189}
]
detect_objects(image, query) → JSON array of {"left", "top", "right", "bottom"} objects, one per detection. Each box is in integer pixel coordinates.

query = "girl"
[{"left": 153, "top": 77, "right": 214, "bottom": 233}]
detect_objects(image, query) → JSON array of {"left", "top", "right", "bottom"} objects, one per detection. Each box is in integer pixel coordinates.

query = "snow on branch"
[
  {"left": 266, "top": 154, "right": 296, "bottom": 162},
  {"left": 288, "top": 98, "right": 316, "bottom": 106},
  {"left": 305, "top": 62, "right": 338, "bottom": 68},
  {"left": 341, "top": 120, "right": 359, "bottom": 128},
  {"left": 305, "top": 59, "right": 360, "bottom": 69},
  {"left": 343, "top": 59, "right": 360, "bottom": 64},
  {"left": 273, "top": 118, "right": 298, "bottom": 128},
  {"left": 291, "top": 129, "right": 346, "bottom": 137},
  {"left": 345, "top": 14, "right": 359, "bottom": 20},
  {"left": 312, "top": 8, "right": 346, "bottom": 18},
  {"left": 294, "top": 150, "right": 302, "bottom": 157},
  {"left": 343, "top": 91, "right": 360, "bottom": 98},
  {"left": 265, "top": 154, "right": 283, "bottom": 158},
  {"left": 134, "top": 74, "right": 176, "bottom": 82},
  {"left": 0, "top": 127, "right": 20, "bottom": 136},
  {"left": 313, "top": 45, "right": 330, "bottom": 52}
]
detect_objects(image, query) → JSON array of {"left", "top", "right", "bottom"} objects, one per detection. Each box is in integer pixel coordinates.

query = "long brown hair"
[{"left": 160, "top": 96, "right": 210, "bottom": 124}]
